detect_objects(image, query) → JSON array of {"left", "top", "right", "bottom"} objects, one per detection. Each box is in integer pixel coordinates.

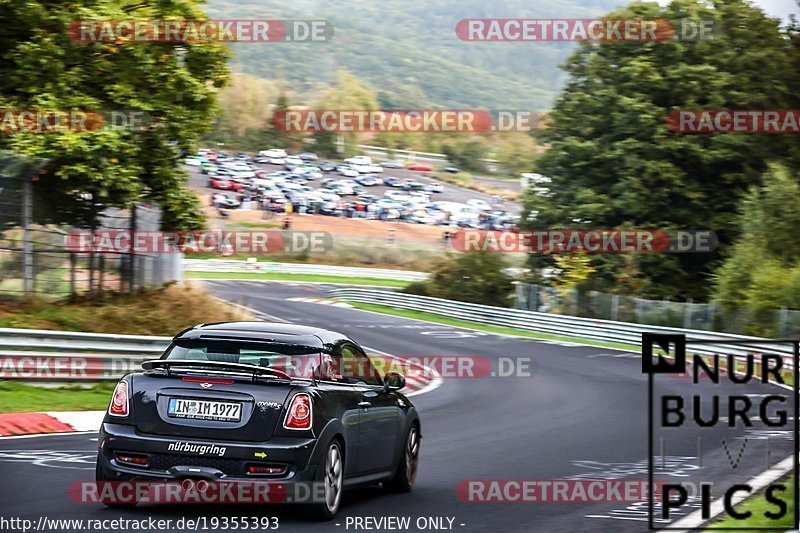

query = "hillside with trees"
[{"left": 206, "top": 0, "right": 623, "bottom": 110}]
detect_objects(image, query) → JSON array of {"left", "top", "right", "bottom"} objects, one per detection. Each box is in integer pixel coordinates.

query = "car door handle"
[{"left": 358, "top": 401, "right": 372, "bottom": 408}]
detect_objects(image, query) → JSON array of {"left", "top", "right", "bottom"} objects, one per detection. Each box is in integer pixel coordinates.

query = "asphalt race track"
[{"left": 0, "top": 280, "right": 795, "bottom": 532}]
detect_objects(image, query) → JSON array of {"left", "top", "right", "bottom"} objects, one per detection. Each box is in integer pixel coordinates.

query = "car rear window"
[{"left": 163, "top": 341, "right": 322, "bottom": 378}]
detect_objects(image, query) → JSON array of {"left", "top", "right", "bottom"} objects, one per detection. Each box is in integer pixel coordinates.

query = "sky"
[
  {"left": 756, "top": 0, "right": 798, "bottom": 19},
  {"left": 654, "top": 0, "right": 798, "bottom": 20}
]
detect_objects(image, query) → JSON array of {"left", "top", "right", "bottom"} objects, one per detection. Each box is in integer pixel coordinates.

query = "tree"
[
  {"left": 403, "top": 251, "right": 514, "bottom": 307},
  {"left": 310, "top": 71, "right": 378, "bottom": 156},
  {"left": 0, "top": 1, "right": 229, "bottom": 230},
  {"left": 210, "top": 73, "right": 276, "bottom": 149},
  {"left": 551, "top": 255, "right": 596, "bottom": 296},
  {"left": 495, "top": 131, "right": 541, "bottom": 176},
  {"left": 442, "top": 138, "right": 489, "bottom": 173},
  {"left": 524, "top": 0, "right": 800, "bottom": 299},
  {"left": 713, "top": 165, "right": 800, "bottom": 308}
]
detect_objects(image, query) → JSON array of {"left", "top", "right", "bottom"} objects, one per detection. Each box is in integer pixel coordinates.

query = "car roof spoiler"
[{"left": 141, "top": 359, "right": 293, "bottom": 381}]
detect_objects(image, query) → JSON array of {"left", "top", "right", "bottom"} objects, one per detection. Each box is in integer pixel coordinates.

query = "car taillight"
[
  {"left": 109, "top": 380, "right": 129, "bottom": 417},
  {"left": 115, "top": 453, "right": 148, "bottom": 467},
  {"left": 283, "top": 393, "right": 312, "bottom": 430},
  {"left": 247, "top": 463, "right": 287, "bottom": 476}
]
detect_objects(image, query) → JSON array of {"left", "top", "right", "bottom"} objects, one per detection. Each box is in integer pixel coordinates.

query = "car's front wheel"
[
  {"left": 385, "top": 424, "right": 419, "bottom": 493},
  {"left": 300, "top": 440, "right": 343, "bottom": 520}
]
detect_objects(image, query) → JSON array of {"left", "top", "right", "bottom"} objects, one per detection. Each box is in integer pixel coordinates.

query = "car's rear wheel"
[
  {"left": 300, "top": 440, "right": 343, "bottom": 521},
  {"left": 95, "top": 462, "right": 137, "bottom": 509},
  {"left": 385, "top": 424, "right": 419, "bottom": 493}
]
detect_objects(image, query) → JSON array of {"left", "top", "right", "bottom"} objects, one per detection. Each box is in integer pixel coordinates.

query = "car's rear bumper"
[{"left": 98, "top": 422, "right": 319, "bottom": 484}]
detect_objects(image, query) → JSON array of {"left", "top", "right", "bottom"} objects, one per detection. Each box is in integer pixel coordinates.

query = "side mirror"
[{"left": 383, "top": 371, "right": 406, "bottom": 392}]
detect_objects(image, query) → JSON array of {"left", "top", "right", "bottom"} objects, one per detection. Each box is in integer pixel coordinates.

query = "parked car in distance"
[
  {"left": 408, "top": 163, "right": 434, "bottom": 171},
  {"left": 467, "top": 198, "right": 492, "bottom": 211},
  {"left": 344, "top": 155, "right": 372, "bottom": 165},
  {"left": 427, "top": 182, "right": 444, "bottom": 193},
  {"left": 215, "top": 193, "right": 241, "bottom": 208},
  {"left": 208, "top": 177, "right": 232, "bottom": 190},
  {"left": 200, "top": 163, "right": 218, "bottom": 175},
  {"left": 338, "top": 166, "right": 359, "bottom": 178},
  {"left": 401, "top": 181, "right": 426, "bottom": 191},
  {"left": 298, "top": 152, "right": 318, "bottom": 161},
  {"left": 356, "top": 175, "right": 382, "bottom": 186},
  {"left": 442, "top": 167, "right": 460, "bottom": 173},
  {"left": 384, "top": 177, "right": 402, "bottom": 187},
  {"left": 380, "top": 160, "right": 406, "bottom": 169},
  {"left": 259, "top": 148, "right": 287, "bottom": 159}
]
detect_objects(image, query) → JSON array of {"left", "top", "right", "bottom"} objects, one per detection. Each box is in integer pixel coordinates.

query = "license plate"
[{"left": 168, "top": 398, "right": 242, "bottom": 422}]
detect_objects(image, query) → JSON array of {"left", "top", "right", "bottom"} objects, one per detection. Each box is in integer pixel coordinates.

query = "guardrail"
[
  {"left": 0, "top": 328, "right": 437, "bottom": 391},
  {"left": 184, "top": 259, "right": 428, "bottom": 282},
  {"left": 356, "top": 144, "right": 500, "bottom": 165},
  {"left": 2, "top": 291, "right": 795, "bottom": 381},
  {"left": 0, "top": 328, "right": 170, "bottom": 381},
  {"left": 327, "top": 288, "right": 798, "bottom": 366}
]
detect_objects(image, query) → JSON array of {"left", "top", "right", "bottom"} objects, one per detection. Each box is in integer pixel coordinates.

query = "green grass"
[
  {"left": 344, "top": 301, "right": 636, "bottom": 351},
  {"left": 0, "top": 381, "right": 115, "bottom": 413},
  {"left": 186, "top": 271, "right": 411, "bottom": 287},
  {"left": 708, "top": 475, "right": 794, "bottom": 530}
]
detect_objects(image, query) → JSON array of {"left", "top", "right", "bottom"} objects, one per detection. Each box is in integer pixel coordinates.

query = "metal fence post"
[
  {"left": 22, "top": 174, "right": 33, "bottom": 297},
  {"left": 709, "top": 302, "right": 716, "bottom": 329},
  {"left": 128, "top": 203, "right": 137, "bottom": 293},
  {"left": 69, "top": 252, "right": 76, "bottom": 298},
  {"left": 684, "top": 298, "right": 693, "bottom": 329},
  {"left": 514, "top": 282, "right": 525, "bottom": 309},
  {"left": 98, "top": 255, "right": 105, "bottom": 292},
  {"left": 779, "top": 307, "right": 788, "bottom": 338},
  {"left": 611, "top": 294, "right": 619, "bottom": 321}
]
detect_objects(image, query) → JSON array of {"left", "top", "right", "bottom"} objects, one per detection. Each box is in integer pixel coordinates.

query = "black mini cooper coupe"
[{"left": 96, "top": 322, "right": 421, "bottom": 519}]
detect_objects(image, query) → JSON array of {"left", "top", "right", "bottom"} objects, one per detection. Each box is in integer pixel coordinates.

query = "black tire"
[
  {"left": 95, "top": 462, "right": 137, "bottom": 509},
  {"left": 299, "top": 440, "right": 344, "bottom": 521},
  {"left": 384, "top": 424, "right": 419, "bottom": 493}
]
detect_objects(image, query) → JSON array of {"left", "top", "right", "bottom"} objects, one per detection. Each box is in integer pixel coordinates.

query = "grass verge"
[
  {"left": 431, "top": 171, "right": 519, "bottom": 201},
  {"left": 708, "top": 474, "right": 794, "bottom": 529},
  {"left": 186, "top": 271, "right": 411, "bottom": 287},
  {"left": 0, "top": 284, "right": 251, "bottom": 335},
  {"left": 0, "top": 381, "right": 115, "bottom": 413},
  {"left": 343, "top": 301, "right": 636, "bottom": 351}
]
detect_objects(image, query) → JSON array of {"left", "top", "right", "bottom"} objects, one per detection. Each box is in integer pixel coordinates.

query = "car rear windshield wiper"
[{"left": 142, "top": 359, "right": 291, "bottom": 381}]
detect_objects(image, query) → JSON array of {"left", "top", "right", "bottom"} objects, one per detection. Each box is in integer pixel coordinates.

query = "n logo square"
[{"left": 642, "top": 333, "right": 686, "bottom": 374}]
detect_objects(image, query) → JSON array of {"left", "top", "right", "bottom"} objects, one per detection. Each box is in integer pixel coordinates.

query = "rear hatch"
[{"left": 131, "top": 373, "right": 294, "bottom": 442}]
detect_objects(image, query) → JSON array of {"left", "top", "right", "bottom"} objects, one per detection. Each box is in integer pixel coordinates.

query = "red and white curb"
[
  {"left": 286, "top": 297, "right": 353, "bottom": 308},
  {"left": 0, "top": 411, "right": 103, "bottom": 437}
]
